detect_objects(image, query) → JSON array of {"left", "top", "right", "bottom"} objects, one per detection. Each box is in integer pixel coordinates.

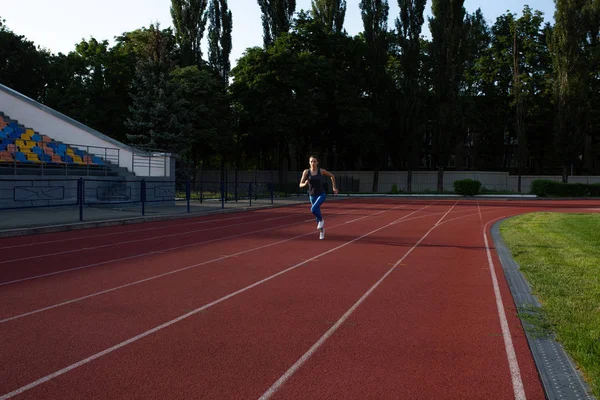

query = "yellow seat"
[
  {"left": 26, "top": 153, "right": 41, "bottom": 163},
  {"left": 73, "top": 155, "right": 85, "bottom": 165},
  {"left": 15, "top": 139, "right": 25, "bottom": 148}
]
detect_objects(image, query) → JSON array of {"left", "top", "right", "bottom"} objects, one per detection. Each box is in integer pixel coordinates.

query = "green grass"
[{"left": 500, "top": 213, "right": 600, "bottom": 396}]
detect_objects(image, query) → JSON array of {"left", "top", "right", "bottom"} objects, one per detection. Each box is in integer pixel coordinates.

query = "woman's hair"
[{"left": 309, "top": 155, "right": 319, "bottom": 161}]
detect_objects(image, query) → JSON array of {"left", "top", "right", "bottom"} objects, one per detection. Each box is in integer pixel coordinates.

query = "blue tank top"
[{"left": 308, "top": 168, "right": 325, "bottom": 196}]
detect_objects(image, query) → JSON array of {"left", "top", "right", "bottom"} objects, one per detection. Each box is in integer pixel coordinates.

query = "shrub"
[
  {"left": 531, "top": 180, "right": 557, "bottom": 197},
  {"left": 590, "top": 183, "right": 600, "bottom": 197},
  {"left": 554, "top": 182, "right": 589, "bottom": 197},
  {"left": 390, "top": 183, "right": 399, "bottom": 194},
  {"left": 453, "top": 179, "right": 481, "bottom": 196},
  {"left": 531, "top": 179, "right": 599, "bottom": 197}
]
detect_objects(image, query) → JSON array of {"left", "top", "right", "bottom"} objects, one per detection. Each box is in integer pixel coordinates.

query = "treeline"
[{"left": 1, "top": 0, "right": 599, "bottom": 190}]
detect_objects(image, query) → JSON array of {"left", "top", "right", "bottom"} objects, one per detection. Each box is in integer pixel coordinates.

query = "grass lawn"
[{"left": 500, "top": 212, "right": 600, "bottom": 396}]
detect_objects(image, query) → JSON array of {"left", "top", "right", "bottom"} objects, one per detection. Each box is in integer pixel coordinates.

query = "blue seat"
[
  {"left": 31, "top": 134, "right": 41, "bottom": 142},
  {"left": 40, "top": 153, "right": 52, "bottom": 163},
  {"left": 92, "top": 156, "right": 105, "bottom": 165},
  {"left": 14, "top": 152, "right": 29, "bottom": 163},
  {"left": 31, "top": 146, "right": 43, "bottom": 155}
]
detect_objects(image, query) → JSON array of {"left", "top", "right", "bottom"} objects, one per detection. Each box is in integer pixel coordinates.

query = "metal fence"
[{"left": 0, "top": 177, "right": 303, "bottom": 223}]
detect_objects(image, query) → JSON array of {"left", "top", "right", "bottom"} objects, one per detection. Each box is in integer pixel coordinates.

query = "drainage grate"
[{"left": 491, "top": 221, "right": 596, "bottom": 400}]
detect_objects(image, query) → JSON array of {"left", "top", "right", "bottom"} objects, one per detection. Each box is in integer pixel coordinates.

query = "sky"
[{"left": 2, "top": 0, "right": 556, "bottom": 67}]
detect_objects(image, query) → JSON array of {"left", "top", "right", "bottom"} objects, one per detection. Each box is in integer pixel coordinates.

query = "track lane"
[
  {"left": 3, "top": 199, "right": 598, "bottom": 399},
  {"left": 0, "top": 203, "right": 388, "bottom": 319},
  {"left": 0, "top": 201, "right": 385, "bottom": 283},
  {"left": 0, "top": 201, "right": 432, "bottom": 396},
  {"left": 263, "top": 204, "right": 545, "bottom": 400}
]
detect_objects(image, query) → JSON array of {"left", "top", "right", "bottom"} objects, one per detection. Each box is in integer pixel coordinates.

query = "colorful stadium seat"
[{"left": 1, "top": 112, "right": 108, "bottom": 168}]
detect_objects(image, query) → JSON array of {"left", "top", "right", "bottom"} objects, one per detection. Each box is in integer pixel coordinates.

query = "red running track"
[{"left": 1, "top": 198, "right": 599, "bottom": 399}]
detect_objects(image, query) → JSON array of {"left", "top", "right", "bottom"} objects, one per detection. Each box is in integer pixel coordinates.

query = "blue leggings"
[{"left": 309, "top": 192, "right": 326, "bottom": 222}]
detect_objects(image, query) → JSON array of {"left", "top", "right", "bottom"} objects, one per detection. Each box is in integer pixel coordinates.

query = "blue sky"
[{"left": 2, "top": 0, "right": 555, "bottom": 66}]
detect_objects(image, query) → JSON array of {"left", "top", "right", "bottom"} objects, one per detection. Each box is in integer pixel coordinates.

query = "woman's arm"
[
  {"left": 321, "top": 169, "right": 339, "bottom": 194},
  {"left": 299, "top": 169, "right": 309, "bottom": 188}
]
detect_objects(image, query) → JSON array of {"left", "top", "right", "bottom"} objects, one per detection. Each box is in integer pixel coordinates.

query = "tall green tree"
[
  {"left": 0, "top": 17, "right": 50, "bottom": 100},
  {"left": 310, "top": 0, "right": 346, "bottom": 33},
  {"left": 257, "top": 0, "right": 296, "bottom": 47},
  {"left": 395, "top": 0, "right": 426, "bottom": 190},
  {"left": 208, "top": 0, "right": 233, "bottom": 85},
  {"left": 171, "top": 0, "right": 209, "bottom": 66},
  {"left": 461, "top": 9, "right": 496, "bottom": 170},
  {"left": 360, "top": 0, "right": 391, "bottom": 189},
  {"left": 585, "top": 0, "right": 600, "bottom": 173},
  {"left": 510, "top": 7, "right": 550, "bottom": 186},
  {"left": 552, "top": 0, "right": 593, "bottom": 181},
  {"left": 126, "top": 24, "right": 188, "bottom": 152},
  {"left": 429, "top": 0, "right": 470, "bottom": 191},
  {"left": 171, "top": 65, "right": 229, "bottom": 172}
]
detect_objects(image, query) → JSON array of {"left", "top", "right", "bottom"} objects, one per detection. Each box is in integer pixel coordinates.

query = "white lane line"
[
  {"left": 0, "top": 214, "right": 299, "bottom": 265},
  {"left": 0, "top": 206, "right": 379, "bottom": 287},
  {"left": 0, "top": 204, "right": 402, "bottom": 322},
  {"left": 0, "top": 204, "right": 434, "bottom": 399},
  {"left": 0, "top": 211, "right": 290, "bottom": 250},
  {"left": 258, "top": 202, "right": 457, "bottom": 400},
  {"left": 483, "top": 217, "right": 526, "bottom": 400},
  {"left": 0, "top": 218, "right": 306, "bottom": 287},
  {"left": 0, "top": 200, "right": 360, "bottom": 250}
]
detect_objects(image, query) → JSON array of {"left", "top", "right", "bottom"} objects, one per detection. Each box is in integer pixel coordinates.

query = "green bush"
[
  {"left": 590, "top": 183, "right": 600, "bottom": 197},
  {"left": 531, "top": 180, "right": 558, "bottom": 197},
  {"left": 453, "top": 179, "right": 482, "bottom": 196},
  {"left": 390, "top": 183, "right": 399, "bottom": 194},
  {"left": 554, "top": 182, "right": 589, "bottom": 197},
  {"left": 532, "top": 179, "right": 600, "bottom": 197}
]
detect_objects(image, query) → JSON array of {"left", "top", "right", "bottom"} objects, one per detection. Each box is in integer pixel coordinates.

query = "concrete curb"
[{"left": 491, "top": 219, "right": 596, "bottom": 400}]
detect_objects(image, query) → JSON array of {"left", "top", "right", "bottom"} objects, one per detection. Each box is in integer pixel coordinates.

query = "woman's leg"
[{"left": 310, "top": 192, "right": 326, "bottom": 222}]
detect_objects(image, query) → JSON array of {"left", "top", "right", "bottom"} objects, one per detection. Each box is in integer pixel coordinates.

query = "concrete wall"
[{"left": 192, "top": 170, "right": 600, "bottom": 194}]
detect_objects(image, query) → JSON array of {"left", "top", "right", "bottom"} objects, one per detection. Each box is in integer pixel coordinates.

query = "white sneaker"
[
  {"left": 319, "top": 229, "right": 325, "bottom": 240},
  {"left": 317, "top": 219, "right": 324, "bottom": 230}
]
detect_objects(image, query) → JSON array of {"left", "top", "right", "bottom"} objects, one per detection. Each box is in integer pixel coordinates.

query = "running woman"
[{"left": 299, "top": 155, "right": 338, "bottom": 239}]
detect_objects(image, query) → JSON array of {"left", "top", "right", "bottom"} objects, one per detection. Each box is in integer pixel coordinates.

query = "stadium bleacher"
[{"left": 0, "top": 112, "right": 106, "bottom": 168}]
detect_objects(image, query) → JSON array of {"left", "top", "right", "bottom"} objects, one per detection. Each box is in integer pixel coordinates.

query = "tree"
[
  {"left": 360, "top": 0, "right": 392, "bottom": 190},
  {"left": 552, "top": 0, "right": 593, "bottom": 181},
  {"left": 395, "top": 0, "right": 427, "bottom": 191},
  {"left": 126, "top": 24, "right": 188, "bottom": 153},
  {"left": 208, "top": 0, "right": 233, "bottom": 85},
  {"left": 171, "top": 65, "right": 229, "bottom": 172},
  {"left": 171, "top": 0, "right": 209, "bottom": 66},
  {"left": 429, "top": 0, "right": 470, "bottom": 191},
  {"left": 310, "top": 0, "right": 346, "bottom": 33},
  {"left": 0, "top": 17, "right": 50, "bottom": 100},
  {"left": 257, "top": 0, "right": 296, "bottom": 47}
]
